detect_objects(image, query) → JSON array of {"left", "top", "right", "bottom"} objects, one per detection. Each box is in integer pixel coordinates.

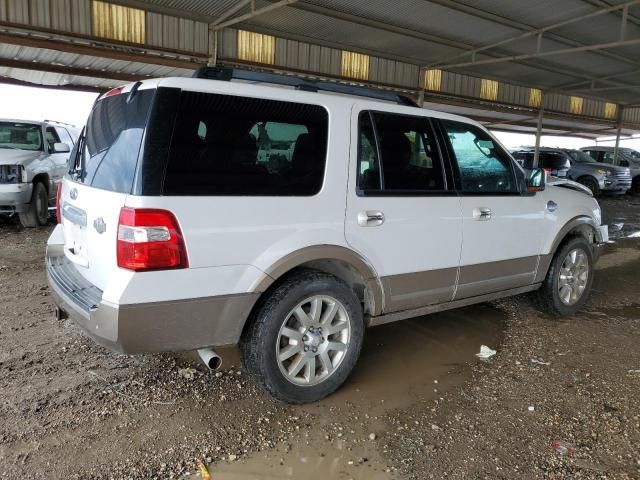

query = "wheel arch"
[
  {"left": 248, "top": 245, "right": 384, "bottom": 318},
  {"left": 31, "top": 173, "right": 51, "bottom": 194},
  {"left": 535, "top": 216, "right": 601, "bottom": 282}
]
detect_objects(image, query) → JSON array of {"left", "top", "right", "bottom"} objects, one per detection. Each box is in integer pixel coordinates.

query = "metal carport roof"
[{"left": 1, "top": 0, "right": 640, "bottom": 138}]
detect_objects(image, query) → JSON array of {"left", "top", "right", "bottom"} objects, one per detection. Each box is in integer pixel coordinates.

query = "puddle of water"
[
  {"left": 317, "top": 303, "right": 505, "bottom": 413},
  {"left": 203, "top": 437, "right": 391, "bottom": 480},
  {"left": 187, "top": 304, "right": 506, "bottom": 480}
]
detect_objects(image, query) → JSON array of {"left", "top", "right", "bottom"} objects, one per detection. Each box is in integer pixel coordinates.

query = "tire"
[
  {"left": 241, "top": 270, "right": 364, "bottom": 404},
  {"left": 577, "top": 177, "right": 599, "bottom": 196},
  {"left": 18, "top": 182, "right": 49, "bottom": 228},
  {"left": 631, "top": 177, "right": 640, "bottom": 196},
  {"left": 533, "top": 236, "right": 594, "bottom": 317}
]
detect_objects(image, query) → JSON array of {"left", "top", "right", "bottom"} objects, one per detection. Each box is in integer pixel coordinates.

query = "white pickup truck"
[{"left": 0, "top": 119, "right": 78, "bottom": 227}]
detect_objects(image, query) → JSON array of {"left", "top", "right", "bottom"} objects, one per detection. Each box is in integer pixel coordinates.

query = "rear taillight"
[
  {"left": 55, "top": 183, "right": 62, "bottom": 224},
  {"left": 544, "top": 168, "right": 552, "bottom": 175},
  {"left": 116, "top": 208, "right": 188, "bottom": 271}
]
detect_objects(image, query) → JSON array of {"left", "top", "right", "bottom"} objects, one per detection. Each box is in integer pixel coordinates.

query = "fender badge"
[
  {"left": 69, "top": 188, "right": 78, "bottom": 200},
  {"left": 93, "top": 217, "right": 106, "bottom": 234}
]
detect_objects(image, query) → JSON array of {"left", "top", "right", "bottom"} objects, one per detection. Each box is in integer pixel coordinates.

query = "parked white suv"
[
  {"left": 0, "top": 119, "right": 79, "bottom": 226},
  {"left": 46, "top": 69, "right": 607, "bottom": 404}
]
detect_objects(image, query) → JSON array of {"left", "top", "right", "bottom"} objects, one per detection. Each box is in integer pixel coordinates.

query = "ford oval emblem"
[
  {"left": 93, "top": 217, "right": 106, "bottom": 234},
  {"left": 70, "top": 188, "right": 78, "bottom": 200}
]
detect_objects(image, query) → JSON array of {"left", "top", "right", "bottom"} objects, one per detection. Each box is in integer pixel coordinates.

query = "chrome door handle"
[
  {"left": 357, "top": 211, "right": 385, "bottom": 227},
  {"left": 472, "top": 207, "right": 492, "bottom": 221}
]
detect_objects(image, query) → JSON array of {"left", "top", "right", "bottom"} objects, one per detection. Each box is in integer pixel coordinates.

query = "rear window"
[
  {"left": 73, "top": 89, "right": 154, "bottom": 193},
  {"left": 162, "top": 92, "right": 328, "bottom": 196},
  {"left": 539, "top": 152, "right": 570, "bottom": 170}
]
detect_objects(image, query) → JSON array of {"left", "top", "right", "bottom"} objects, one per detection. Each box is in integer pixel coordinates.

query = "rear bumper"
[
  {"left": 0, "top": 183, "right": 32, "bottom": 212},
  {"left": 46, "top": 245, "right": 259, "bottom": 354}
]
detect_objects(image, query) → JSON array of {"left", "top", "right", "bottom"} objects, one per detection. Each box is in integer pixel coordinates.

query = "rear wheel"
[
  {"left": 577, "top": 177, "right": 599, "bottom": 196},
  {"left": 534, "top": 236, "right": 594, "bottom": 316},
  {"left": 19, "top": 182, "right": 49, "bottom": 228},
  {"left": 241, "top": 270, "right": 364, "bottom": 404}
]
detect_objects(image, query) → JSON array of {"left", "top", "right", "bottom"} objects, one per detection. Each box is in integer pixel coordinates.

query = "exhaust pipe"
[{"left": 197, "top": 348, "right": 222, "bottom": 370}]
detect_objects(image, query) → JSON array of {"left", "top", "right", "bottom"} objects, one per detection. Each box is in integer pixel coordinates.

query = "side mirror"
[
  {"left": 52, "top": 142, "right": 71, "bottom": 154},
  {"left": 527, "top": 167, "right": 546, "bottom": 193}
]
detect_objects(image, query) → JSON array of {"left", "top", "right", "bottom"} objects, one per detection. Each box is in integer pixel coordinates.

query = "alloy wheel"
[
  {"left": 276, "top": 295, "right": 351, "bottom": 386},
  {"left": 557, "top": 248, "right": 589, "bottom": 306}
]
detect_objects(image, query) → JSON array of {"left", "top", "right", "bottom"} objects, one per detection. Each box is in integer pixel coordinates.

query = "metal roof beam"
[
  {"left": 428, "top": 0, "right": 640, "bottom": 68},
  {"left": 0, "top": 58, "right": 148, "bottom": 83},
  {"left": 574, "top": 84, "right": 640, "bottom": 92},
  {"left": 106, "top": 0, "right": 214, "bottom": 23},
  {"left": 211, "top": 0, "right": 299, "bottom": 31},
  {"left": 0, "top": 76, "right": 107, "bottom": 93},
  {"left": 430, "top": 38, "right": 640, "bottom": 70},
  {"left": 422, "top": 0, "right": 640, "bottom": 91},
  {"left": 212, "top": 0, "right": 252, "bottom": 26},
  {"left": 259, "top": 0, "right": 617, "bottom": 90},
  {"left": 0, "top": 27, "right": 205, "bottom": 70}
]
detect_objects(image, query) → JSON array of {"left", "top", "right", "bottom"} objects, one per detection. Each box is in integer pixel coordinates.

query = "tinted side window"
[
  {"left": 46, "top": 127, "right": 60, "bottom": 152},
  {"left": 602, "top": 152, "right": 615, "bottom": 164},
  {"left": 357, "top": 111, "right": 446, "bottom": 193},
  {"left": 357, "top": 112, "right": 381, "bottom": 191},
  {"left": 441, "top": 120, "right": 517, "bottom": 194},
  {"left": 163, "top": 92, "right": 328, "bottom": 196},
  {"left": 583, "top": 150, "right": 600, "bottom": 162}
]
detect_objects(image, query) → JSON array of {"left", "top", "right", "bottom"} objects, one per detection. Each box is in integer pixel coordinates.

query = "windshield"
[
  {"left": 0, "top": 122, "right": 42, "bottom": 151},
  {"left": 566, "top": 150, "right": 594, "bottom": 163}
]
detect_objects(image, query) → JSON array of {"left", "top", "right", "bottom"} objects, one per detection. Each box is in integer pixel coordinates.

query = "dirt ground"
[{"left": 1, "top": 196, "right": 639, "bottom": 479}]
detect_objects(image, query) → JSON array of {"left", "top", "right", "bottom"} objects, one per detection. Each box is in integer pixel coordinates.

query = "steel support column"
[
  {"left": 613, "top": 107, "right": 624, "bottom": 164},
  {"left": 533, "top": 100, "right": 545, "bottom": 168}
]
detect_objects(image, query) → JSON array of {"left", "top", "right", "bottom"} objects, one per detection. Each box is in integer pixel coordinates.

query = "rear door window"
[
  {"left": 162, "top": 92, "right": 328, "bottom": 196},
  {"left": 356, "top": 111, "right": 447, "bottom": 194}
]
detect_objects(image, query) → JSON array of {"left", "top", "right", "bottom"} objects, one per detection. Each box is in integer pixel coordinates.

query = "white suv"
[{"left": 46, "top": 69, "right": 607, "bottom": 404}]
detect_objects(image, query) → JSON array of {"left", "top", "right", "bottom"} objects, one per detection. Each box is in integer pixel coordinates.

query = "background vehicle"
[
  {"left": 0, "top": 119, "right": 79, "bottom": 227},
  {"left": 511, "top": 147, "right": 571, "bottom": 177},
  {"left": 47, "top": 70, "right": 606, "bottom": 404},
  {"left": 580, "top": 146, "right": 640, "bottom": 194},
  {"left": 512, "top": 147, "right": 631, "bottom": 196}
]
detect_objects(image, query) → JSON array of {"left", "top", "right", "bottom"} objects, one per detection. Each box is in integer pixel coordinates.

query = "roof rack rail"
[
  {"left": 192, "top": 67, "right": 419, "bottom": 108},
  {"left": 44, "top": 119, "right": 76, "bottom": 128}
]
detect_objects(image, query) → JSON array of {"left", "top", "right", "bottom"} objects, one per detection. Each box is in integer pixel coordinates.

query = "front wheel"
[
  {"left": 577, "top": 177, "right": 599, "bottom": 196},
  {"left": 631, "top": 177, "right": 640, "bottom": 196},
  {"left": 241, "top": 271, "right": 364, "bottom": 404},
  {"left": 19, "top": 182, "right": 49, "bottom": 228},
  {"left": 534, "top": 236, "right": 594, "bottom": 316}
]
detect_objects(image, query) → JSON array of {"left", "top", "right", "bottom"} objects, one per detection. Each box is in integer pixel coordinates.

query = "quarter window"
[
  {"left": 357, "top": 111, "right": 446, "bottom": 193},
  {"left": 441, "top": 120, "right": 517, "bottom": 194},
  {"left": 163, "top": 92, "right": 328, "bottom": 196}
]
